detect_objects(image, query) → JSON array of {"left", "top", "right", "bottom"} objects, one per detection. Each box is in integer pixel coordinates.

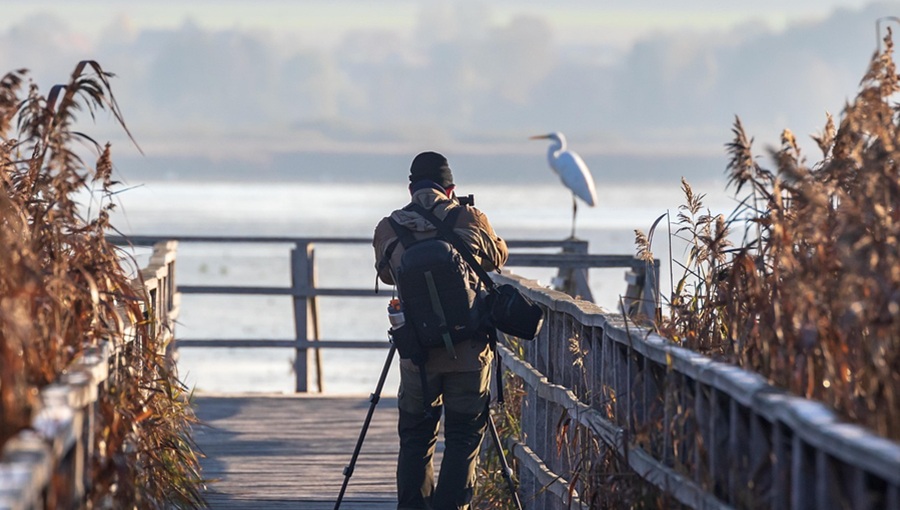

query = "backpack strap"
[
  {"left": 389, "top": 217, "right": 418, "bottom": 248},
  {"left": 407, "top": 203, "right": 497, "bottom": 292},
  {"left": 424, "top": 271, "right": 458, "bottom": 359},
  {"left": 374, "top": 237, "right": 401, "bottom": 294},
  {"left": 440, "top": 205, "right": 464, "bottom": 233}
]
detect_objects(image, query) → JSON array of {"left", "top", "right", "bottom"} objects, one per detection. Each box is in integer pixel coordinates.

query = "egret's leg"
[{"left": 571, "top": 194, "right": 577, "bottom": 238}]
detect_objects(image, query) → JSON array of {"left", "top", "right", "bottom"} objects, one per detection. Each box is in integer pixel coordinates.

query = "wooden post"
[
  {"left": 773, "top": 422, "right": 789, "bottom": 510},
  {"left": 291, "top": 243, "right": 316, "bottom": 393},
  {"left": 622, "top": 258, "right": 660, "bottom": 324},
  {"left": 708, "top": 389, "right": 729, "bottom": 499},
  {"left": 553, "top": 239, "right": 593, "bottom": 302},
  {"left": 728, "top": 400, "right": 750, "bottom": 504},
  {"left": 643, "top": 258, "right": 660, "bottom": 322},
  {"left": 309, "top": 248, "right": 323, "bottom": 393},
  {"left": 791, "top": 436, "right": 814, "bottom": 509},
  {"left": 166, "top": 260, "right": 176, "bottom": 313},
  {"left": 694, "top": 382, "right": 709, "bottom": 485},
  {"left": 749, "top": 412, "right": 772, "bottom": 505}
]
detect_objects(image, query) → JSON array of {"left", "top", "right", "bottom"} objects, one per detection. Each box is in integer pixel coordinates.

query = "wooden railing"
[
  {"left": 24, "top": 236, "right": 897, "bottom": 508},
  {"left": 494, "top": 272, "right": 900, "bottom": 510},
  {"left": 0, "top": 241, "right": 178, "bottom": 510},
  {"left": 109, "top": 235, "right": 658, "bottom": 393}
]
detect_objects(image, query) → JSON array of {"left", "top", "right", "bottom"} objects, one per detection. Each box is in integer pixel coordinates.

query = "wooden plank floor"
[{"left": 193, "top": 394, "right": 400, "bottom": 509}]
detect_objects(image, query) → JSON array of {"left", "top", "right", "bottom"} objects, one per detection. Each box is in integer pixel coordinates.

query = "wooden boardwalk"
[{"left": 194, "top": 394, "right": 401, "bottom": 509}]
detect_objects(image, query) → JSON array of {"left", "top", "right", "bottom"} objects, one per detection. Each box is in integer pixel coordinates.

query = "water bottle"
[{"left": 388, "top": 298, "right": 405, "bottom": 329}]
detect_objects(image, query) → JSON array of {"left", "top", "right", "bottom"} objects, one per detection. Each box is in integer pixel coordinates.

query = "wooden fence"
[
  {"left": 109, "top": 235, "right": 657, "bottom": 393},
  {"left": 495, "top": 272, "right": 900, "bottom": 510},
  {"left": 0, "top": 241, "right": 178, "bottom": 510}
]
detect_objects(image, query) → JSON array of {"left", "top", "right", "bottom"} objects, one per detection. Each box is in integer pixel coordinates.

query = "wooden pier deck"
[{"left": 194, "top": 394, "right": 401, "bottom": 509}]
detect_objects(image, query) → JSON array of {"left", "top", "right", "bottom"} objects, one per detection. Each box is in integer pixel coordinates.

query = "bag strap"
[
  {"left": 407, "top": 203, "right": 497, "bottom": 292},
  {"left": 374, "top": 237, "right": 400, "bottom": 294},
  {"left": 487, "top": 328, "right": 504, "bottom": 406},
  {"left": 388, "top": 217, "right": 418, "bottom": 248}
]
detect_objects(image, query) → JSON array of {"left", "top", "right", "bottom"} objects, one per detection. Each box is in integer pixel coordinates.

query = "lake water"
[{"left": 103, "top": 177, "right": 735, "bottom": 395}]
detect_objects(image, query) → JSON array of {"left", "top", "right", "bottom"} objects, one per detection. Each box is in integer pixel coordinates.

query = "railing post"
[
  {"left": 622, "top": 258, "right": 660, "bottom": 324},
  {"left": 773, "top": 422, "right": 790, "bottom": 510},
  {"left": 309, "top": 247, "right": 323, "bottom": 392},
  {"left": 644, "top": 258, "right": 660, "bottom": 322},
  {"left": 553, "top": 239, "right": 593, "bottom": 301},
  {"left": 291, "top": 242, "right": 323, "bottom": 393}
]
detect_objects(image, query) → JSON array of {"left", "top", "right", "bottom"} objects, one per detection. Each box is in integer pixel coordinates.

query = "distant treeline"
[{"left": 117, "top": 150, "right": 728, "bottom": 185}]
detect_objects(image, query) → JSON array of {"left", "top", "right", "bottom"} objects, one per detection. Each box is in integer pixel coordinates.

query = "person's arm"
[
  {"left": 477, "top": 217, "right": 508, "bottom": 271},
  {"left": 372, "top": 219, "right": 397, "bottom": 285},
  {"left": 456, "top": 207, "right": 508, "bottom": 271}
]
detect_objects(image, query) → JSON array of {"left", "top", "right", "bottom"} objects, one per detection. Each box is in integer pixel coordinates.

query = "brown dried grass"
[
  {"left": 0, "top": 62, "right": 204, "bottom": 507},
  {"left": 640, "top": 31, "right": 900, "bottom": 440}
]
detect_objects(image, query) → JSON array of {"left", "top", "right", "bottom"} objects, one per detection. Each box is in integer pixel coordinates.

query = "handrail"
[
  {"left": 493, "top": 272, "right": 900, "bottom": 509},
  {"left": 0, "top": 242, "right": 178, "bottom": 510}
]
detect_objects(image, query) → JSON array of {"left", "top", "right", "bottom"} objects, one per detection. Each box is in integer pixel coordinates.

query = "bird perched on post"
[{"left": 530, "top": 131, "right": 597, "bottom": 238}]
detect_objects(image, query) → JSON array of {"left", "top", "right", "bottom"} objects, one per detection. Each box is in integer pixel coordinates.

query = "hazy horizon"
[{"left": 2, "top": 0, "right": 899, "bottom": 183}]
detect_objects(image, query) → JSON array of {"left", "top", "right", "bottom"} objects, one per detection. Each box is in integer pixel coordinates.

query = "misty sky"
[
  {"left": 1, "top": 1, "right": 879, "bottom": 48},
  {"left": 1, "top": 0, "right": 898, "bottom": 162}
]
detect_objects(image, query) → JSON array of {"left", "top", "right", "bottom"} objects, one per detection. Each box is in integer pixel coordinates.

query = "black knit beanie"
[{"left": 409, "top": 151, "right": 453, "bottom": 189}]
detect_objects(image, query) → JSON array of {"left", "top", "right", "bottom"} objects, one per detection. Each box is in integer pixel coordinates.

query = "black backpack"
[{"left": 387, "top": 205, "right": 486, "bottom": 359}]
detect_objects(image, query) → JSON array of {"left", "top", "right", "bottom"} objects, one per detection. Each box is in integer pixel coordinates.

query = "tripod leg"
[
  {"left": 334, "top": 343, "right": 397, "bottom": 510},
  {"left": 487, "top": 410, "right": 523, "bottom": 510}
]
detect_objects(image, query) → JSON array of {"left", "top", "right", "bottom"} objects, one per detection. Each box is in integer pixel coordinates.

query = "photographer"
[{"left": 373, "top": 151, "right": 508, "bottom": 510}]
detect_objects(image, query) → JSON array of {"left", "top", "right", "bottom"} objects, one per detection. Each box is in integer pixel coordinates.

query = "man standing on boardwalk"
[{"left": 373, "top": 151, "right": 508, "bottom": 509}]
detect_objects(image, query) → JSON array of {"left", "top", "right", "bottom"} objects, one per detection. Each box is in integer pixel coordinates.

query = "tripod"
[
  {"left": 334, "top": 342, "right": 523, "bottom": 510},
  {"left": 334, "top": 343, "right": 397, "bottom": 509}
]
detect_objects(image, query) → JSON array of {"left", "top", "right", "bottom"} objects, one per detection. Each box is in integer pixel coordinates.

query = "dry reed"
[
  {"left": 639, "top": 31, "right": 900, "bottom": 440},
  {"left": 0, "top": 62, "right": 204, "bottom": 507}
]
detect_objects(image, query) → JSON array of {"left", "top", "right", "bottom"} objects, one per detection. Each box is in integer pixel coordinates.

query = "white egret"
[{"left": 530, "top": 132, "right": 598, "bottom": 238}]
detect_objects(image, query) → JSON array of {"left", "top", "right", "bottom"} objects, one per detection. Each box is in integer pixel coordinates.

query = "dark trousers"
[{"left": 396, "top": 364, "right": 491, "bottom": 510}]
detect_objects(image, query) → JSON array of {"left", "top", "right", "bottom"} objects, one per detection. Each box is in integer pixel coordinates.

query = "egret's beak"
[{"left": 529, "top": 134, "right": 550, "bottom": 140}]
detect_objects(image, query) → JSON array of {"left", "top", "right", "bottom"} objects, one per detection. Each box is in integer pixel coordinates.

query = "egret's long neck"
[{"left": 546, "top": 137, "right": 565, "bottom": 172}]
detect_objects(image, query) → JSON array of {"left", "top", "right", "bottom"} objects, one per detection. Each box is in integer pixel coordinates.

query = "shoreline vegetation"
[
  {"left": 0, "top": 62, "right": 203, "bottom": 507},
  {"left": 638, "top": 31, "right": 900, "bottom": 441}
]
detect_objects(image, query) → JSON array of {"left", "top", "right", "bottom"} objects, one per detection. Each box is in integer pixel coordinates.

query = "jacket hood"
[{"left": 389, "top": 187, "right": 455, "bottom": 232}]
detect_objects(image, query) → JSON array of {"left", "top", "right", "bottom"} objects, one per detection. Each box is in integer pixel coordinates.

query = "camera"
[{"left": 457, "top": 194, "right": 475, "bottom": 207}]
